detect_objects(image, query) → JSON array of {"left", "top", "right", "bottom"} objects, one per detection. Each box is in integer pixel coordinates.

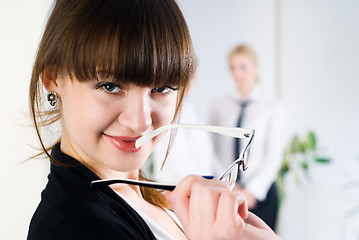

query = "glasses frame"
[{"left": 92, "top": 124, "right": 255, "bottom": 191}]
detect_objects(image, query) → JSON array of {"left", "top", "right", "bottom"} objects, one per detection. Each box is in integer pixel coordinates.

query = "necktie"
[{"left": 234, "top": 101, "right": 249, "bottom": 182}]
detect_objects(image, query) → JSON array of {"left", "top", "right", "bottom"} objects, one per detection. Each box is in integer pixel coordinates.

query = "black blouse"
[{"left": 27, "top": 143, "right": 156, "bottom": 240}]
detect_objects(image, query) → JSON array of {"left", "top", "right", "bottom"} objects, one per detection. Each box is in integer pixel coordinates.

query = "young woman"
[
  {"left": 27, "top": 1, "right": 280, "bottom": 239},
  {"left": 209, "top": 45, "right": 285, "bottom": 230}
]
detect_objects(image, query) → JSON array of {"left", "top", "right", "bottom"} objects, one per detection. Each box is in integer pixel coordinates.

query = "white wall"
[
  {"left": 279, "top": 1, "right": 359, "bottom": 239},
  {"left": 0, "top": 1, "right": 52, "bottom": 239}
]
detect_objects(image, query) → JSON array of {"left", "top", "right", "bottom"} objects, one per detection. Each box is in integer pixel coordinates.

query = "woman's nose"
[{"left": 117, "top": 93, "right": 152, "bottom": 134}]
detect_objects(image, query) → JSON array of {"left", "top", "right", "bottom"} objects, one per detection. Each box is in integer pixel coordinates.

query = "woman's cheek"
[{"left": 159, "top": 94, "right": 178, "bottom": 124}]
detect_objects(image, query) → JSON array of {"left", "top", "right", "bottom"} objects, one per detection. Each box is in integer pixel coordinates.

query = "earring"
[{"left": 47, "top": 92, "right": 57, "bottom": 106}]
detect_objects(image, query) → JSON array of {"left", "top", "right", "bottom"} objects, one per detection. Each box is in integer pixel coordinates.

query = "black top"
[{"left": 27, "top": 143, "right": 156, "bottom": 240}]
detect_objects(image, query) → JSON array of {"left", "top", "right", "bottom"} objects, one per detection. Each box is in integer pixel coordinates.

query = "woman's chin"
[{"left": 105, "top": 153, "right": 149, "bottom": 174}]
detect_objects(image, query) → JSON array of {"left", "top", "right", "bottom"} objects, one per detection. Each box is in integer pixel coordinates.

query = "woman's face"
[
  {"left": 229, "top": 53, "right": 257, "bottom": 95},
  {"left": 57, "top": 76, "right": 178, "bottom": 178}
]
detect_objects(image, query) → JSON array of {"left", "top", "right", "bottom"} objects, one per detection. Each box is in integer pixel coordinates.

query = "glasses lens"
[{"left": 221, "top": 164, "right": 239, "bottom": 189}]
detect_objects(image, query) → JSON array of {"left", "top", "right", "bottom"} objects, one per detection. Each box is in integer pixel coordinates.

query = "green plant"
[{"left": 276, "top": 131, "right": 330, "bottom": 204}]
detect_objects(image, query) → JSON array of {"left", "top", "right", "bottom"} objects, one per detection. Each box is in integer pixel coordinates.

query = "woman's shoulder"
[
  {"left": 27, "top": 182, "right": 156, "bottom": 240},
  {"left": 27, "top": 144, "right": 156, "bottom": 240}
]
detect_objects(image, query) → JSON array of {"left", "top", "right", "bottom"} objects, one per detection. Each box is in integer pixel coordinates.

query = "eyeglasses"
[{"left": 92, "top": 124, "right": 255, "bottom": 191}]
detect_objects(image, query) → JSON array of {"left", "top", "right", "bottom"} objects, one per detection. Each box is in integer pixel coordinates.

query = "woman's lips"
[{"left": 103, "top": 134, "right": 143, "bottom": 153}]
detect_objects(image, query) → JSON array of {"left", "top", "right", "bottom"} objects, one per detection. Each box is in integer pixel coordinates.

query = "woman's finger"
[
  {"left": 168, "top": 175, "right": 202, "bottom": 228},
  {"left": 215, "top": 190, "right": 247, "bottom": 229},
  {"left": 194, "top": 183, "right": 227, "bottom": 231},
  {"left": 234, "top": 191, "right": 248, "bottom": 220},
  {"left": 244, "top": 215, "right": 282, "bottom": 240},
  {"left": 245, "top": 212, "right": 273, "bottom": 231},
  {"left": 169, "top": 175, "right": 231, "bottom": 234}
]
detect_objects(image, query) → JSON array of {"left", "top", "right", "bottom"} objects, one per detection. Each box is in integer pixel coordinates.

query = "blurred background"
[{"left": 1, "top": 0, "right": 358, "bottom": 239}]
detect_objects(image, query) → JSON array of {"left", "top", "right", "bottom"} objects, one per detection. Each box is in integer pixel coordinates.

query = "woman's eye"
[
  {"left": 152, "top": 86, "right": 178, "bottom": 94},
  {"left": 100, "top": 83, "right": 123, "bottom": 93}
]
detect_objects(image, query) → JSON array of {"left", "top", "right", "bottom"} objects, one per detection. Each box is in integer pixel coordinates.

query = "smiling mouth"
[{"left": 103, "top": 134, "right": 143, "bottom": 153}]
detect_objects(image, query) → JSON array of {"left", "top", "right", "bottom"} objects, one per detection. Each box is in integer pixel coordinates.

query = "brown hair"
[
  {"left": 29, "top": 0, "right": 195, "bottom": 209},
  {"left": 228, "top": 44, "right": 258, "bottom": 64}
]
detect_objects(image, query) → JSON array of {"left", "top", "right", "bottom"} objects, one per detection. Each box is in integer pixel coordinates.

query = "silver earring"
[{"left": 47, "top": 92, "right": 57, "bottom": 106}]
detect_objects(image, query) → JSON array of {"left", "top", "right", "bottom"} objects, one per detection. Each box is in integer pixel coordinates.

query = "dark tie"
[{"left": 234, "top": 101, "right": 249, "bottom": 182}]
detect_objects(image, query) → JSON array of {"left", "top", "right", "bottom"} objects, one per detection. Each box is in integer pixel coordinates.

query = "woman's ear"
[{"left": 41, "top": 65, "right": 59, "bottom": 93}]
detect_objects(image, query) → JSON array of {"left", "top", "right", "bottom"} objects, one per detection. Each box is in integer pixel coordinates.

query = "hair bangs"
[{"left": 55, "top": 0, "right": 195, "bottom": 89}]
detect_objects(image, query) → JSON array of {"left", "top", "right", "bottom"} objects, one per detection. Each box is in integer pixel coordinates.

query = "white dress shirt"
[{"left": 209, "top": 86, "right": 285, "bottom": 201}]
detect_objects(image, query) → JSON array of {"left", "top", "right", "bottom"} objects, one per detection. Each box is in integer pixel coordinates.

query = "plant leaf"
[
  {"left": 291, "top": 135, "right": 305, "bottom": 153},
  {"left": 315, "top": 158, "right": 330, "bottom": 163},
  {"left": 306, "top": 131, "right": 316, "bottom": 150}
]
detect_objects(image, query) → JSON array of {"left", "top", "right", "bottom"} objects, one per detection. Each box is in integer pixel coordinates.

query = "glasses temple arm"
[
  {"left": 136, "top": 124, "right": 253, "bottom": 148},
  {"left": 91, "top": 179, "right": 176, "bottom": 191}
]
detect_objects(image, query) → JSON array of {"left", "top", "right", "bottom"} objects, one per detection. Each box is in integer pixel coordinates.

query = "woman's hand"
[
  {"left": 233, "top": 185, "right": 258, "bottom": 209},
  {"left": 165, "top": 175, "right": 280, "bottom": 240}
]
